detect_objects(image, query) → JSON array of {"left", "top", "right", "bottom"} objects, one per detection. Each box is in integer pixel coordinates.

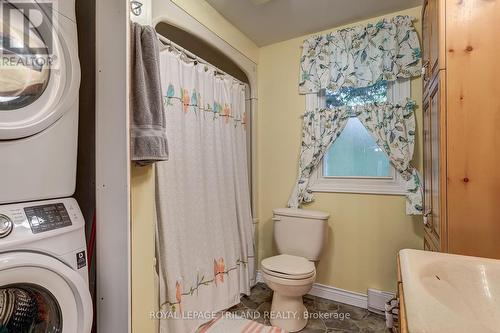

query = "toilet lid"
[{"left": 261, "top": 254, "right": 315, "bottom": 278}]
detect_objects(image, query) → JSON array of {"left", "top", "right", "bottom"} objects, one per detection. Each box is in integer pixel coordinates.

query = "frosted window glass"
[
  {"left": 323, "top": 81, "right": 390, "bottom": 178},
  {"left": 324, "top": 118, "right": 391, "bottom": 177}
]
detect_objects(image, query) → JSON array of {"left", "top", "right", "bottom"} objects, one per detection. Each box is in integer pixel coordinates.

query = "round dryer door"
[
  {"left": 0, "top": 0, "right": 80, "bottom": 139},
  {"left": 0, "top": 252, "right": 92, "bottom": 333}
]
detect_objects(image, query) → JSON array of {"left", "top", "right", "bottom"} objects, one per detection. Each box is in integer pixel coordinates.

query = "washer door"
[
  {"left": 0, "top": 252, "right": 92, "bottom": 333},
  {"left": 0, "top": 0, "right": 80, "bottom": 139}
]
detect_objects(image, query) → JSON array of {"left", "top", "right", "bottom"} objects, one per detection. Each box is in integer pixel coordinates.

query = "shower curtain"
[{"left": 155, "top": 48, "right": 255, "bottom": 333}]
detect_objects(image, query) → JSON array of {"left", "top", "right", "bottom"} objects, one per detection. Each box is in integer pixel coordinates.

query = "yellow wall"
[
  {"left": 131, "top": 2, "right": 259, "bottom": 332},
  {"left": 256, "top": 6, "right": 424, "bottom": 294},
  {"left": 131, "top": 165, "right": 158, "bottom": 332}
]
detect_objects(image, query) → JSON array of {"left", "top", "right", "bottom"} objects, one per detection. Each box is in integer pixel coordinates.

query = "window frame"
[{"left": 308, "top": 79, "right": 410, "bottom": 196}]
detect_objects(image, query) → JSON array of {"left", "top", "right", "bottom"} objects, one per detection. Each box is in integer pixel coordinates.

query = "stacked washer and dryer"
[{"left": 0, "top": 1, "right": 92, "bottom": 332}]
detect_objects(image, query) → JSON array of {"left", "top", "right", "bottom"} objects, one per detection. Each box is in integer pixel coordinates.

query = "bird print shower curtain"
[{"left": 155, "top": 47, "right": 255, "bottom": 333}]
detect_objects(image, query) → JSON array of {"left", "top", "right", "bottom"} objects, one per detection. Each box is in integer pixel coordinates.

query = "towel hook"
[{"left": 130, "top": 0, "right": 143, "bottom": 16}]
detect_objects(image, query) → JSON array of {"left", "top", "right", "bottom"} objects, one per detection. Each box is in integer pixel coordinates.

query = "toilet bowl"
[
  {"left": 260, "top": 208, "right": 329, "bottom": 332},
  {"left": 261, "top": 254, "right": 316, "bottom": 332}
]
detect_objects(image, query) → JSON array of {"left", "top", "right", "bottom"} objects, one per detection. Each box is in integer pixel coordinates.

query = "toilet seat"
[
  {"left": 261, "top": 254, "right": 317, "bottom": 332},
  {"left": 262, "top": 266, "right": 315, "bottom": 280},
  {"left": 261, "top": 254, "right": 315, "bottom": 280}
]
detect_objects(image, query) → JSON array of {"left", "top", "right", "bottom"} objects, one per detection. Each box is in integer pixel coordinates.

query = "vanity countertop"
[{"left": 399, "top": 249, "right": 500, "bottom": 333}]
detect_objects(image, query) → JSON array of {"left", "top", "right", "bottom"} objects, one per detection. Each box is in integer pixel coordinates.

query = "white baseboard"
[
  {"left": 309, "top": 282, "right": 368, "bottom": 309},
  {"left": 255, "top": 270, "right": 368, "bottom": 309}
]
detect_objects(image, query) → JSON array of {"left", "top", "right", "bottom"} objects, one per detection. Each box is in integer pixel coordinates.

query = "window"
[
  {"left": 326, "top": 80, "right": 388, "bottom": 108},
  {"left": 309, "top": 79, "right": 410, "bottom": 195},
  {"left": 323, "top": 117, "right": 391, "bottom": 178}
]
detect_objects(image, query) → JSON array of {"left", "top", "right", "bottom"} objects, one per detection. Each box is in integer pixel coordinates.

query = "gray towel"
[{"left": 130, "top": 22, "right": 168, "bottom": 166}]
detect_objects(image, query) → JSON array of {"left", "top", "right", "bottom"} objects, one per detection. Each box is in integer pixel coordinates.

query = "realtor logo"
[{"left": 0, "top": 0, "right": 56, "bottom": 69}]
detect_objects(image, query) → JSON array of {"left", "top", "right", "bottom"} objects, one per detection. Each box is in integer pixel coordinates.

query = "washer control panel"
[
  {"left": 24, "top": 203, "right": 72, "bottom": 234},
  {"left": 0, "top": 198, "right": 83, "bottom": 240}
]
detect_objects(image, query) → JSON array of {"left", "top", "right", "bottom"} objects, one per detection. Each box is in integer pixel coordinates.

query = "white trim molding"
[
  {"left": 309, "top": 283, "right": 368, "bottom": 309},
  {"left": 255, "top": 271, "right": 368, "bottom": 309},
  {"left": 96, "top": 0, "right": 131, "bottom": 331},
  {"left": 309, "top": 167, "right": 406, "bottom": 196}
]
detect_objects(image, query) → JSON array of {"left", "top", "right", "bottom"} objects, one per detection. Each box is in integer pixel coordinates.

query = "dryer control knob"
[{"left": 0, "top": 214, "right": 13, "bottom": 238}]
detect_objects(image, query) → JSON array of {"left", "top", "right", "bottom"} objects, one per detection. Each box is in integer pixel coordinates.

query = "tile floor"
[{"left": 229, "top": 283, "right": 390, "bottom": 333}]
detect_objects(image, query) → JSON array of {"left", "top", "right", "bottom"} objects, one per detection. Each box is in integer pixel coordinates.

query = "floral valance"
[{"left": 299, "top": 15, "right": 422, "bottom": 94}]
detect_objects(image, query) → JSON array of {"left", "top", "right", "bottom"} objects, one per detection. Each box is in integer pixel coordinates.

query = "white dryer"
[
  {"left": 0, "top": 0, "right": 81, "bottom": 204},
  {"left": 0, "top": 198, "right": 92, "bottom": 332}
]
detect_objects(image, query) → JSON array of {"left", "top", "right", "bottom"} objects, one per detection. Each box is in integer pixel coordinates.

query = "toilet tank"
[{"left": 272, "top": 208, "right": 329, "bottom": 261}]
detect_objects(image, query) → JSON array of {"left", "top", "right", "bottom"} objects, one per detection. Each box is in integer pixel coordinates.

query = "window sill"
[{"left": 309, "top": 179, "right": 406, "bottom": 196}]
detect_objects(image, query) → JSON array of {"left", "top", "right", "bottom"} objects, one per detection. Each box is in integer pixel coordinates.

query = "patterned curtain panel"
[
  {"left": 288, "top": 101, "right": 423, "bottom": 215},
  {"left": 156, "top": 49, "right": 255, "bottom": 333},
  {"left": 356, "top": 101, "right": 423, "bottom": 214},
  {"left": 288, "top": 108, "right": 351, "bottom": 208},
  {"left": 299, "top": 15, "right": 421, "bottom": 94}
]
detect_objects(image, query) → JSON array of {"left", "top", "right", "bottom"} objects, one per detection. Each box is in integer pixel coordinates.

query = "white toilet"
[{"left": 261, "top": 208, "right": 329, "bottom": 332}]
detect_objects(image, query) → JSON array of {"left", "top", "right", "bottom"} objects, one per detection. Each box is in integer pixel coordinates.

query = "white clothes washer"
[
  {"left": 0, "top": 0, "right": 81, "bottom": 204},
  {"left": 0, "top": 197, "right": 92, "bottom": 332}
]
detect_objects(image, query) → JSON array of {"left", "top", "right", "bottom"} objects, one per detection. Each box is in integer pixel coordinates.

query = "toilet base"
[{"left": 269, "top": 292, "right": 308, "bottom": 332}]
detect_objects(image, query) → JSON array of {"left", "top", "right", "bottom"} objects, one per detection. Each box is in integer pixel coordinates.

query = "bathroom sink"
[{"left": 399, "top": 249, "right": 500, "bottom": 333}]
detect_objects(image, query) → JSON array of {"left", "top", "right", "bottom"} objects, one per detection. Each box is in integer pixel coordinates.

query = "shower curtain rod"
[{"left": 156, "top": 32, "right": 248, "bottom": 87}]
